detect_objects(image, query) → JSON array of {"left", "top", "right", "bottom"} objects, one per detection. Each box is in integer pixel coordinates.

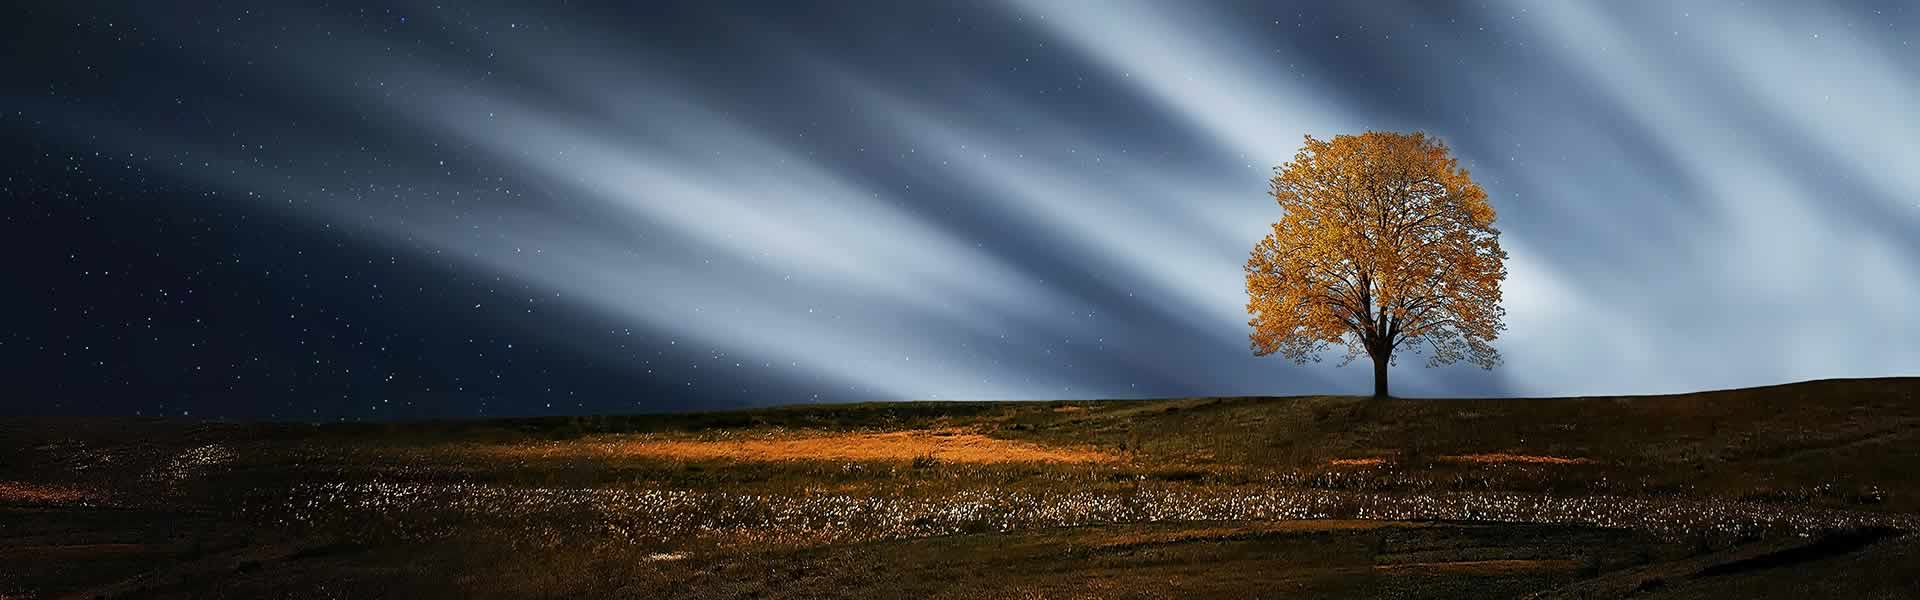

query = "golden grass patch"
[
  {"left": 1373, "top": 559, "right": 1582, "bottom": 574},
  {"left": 1328, "top": 457, "right": 1387, "bottom": 466},
  {"left": 482, "top": 429, "right": 1118, "bottom": 464},
  {"left": 1444, "top": 453, "right": 1595, "bottom": 465},
  {"left": 0, "top": 481, "right": 103, "bottom": 505}
]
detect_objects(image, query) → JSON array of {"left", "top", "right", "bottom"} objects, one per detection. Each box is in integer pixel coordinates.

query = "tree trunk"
[{"left": 1371, "top": 352, "right": 1390, "bottom": 399}]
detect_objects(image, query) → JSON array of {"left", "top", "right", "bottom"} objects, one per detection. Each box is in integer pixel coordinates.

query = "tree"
[{"left": 1245, "top": 131, "right": 1507, "bottom": 398}]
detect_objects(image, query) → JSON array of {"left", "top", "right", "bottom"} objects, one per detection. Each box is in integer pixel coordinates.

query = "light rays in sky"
[{"left": 18, "top": 1, "right": 1918, "bottom": 411}]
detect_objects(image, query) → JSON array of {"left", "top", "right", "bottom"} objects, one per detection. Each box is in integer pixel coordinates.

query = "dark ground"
[{"left": 4, "top": 377, "right": 1919, "bottom": 598}]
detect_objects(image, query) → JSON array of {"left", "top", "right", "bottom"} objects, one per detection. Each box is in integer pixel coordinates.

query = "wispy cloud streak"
[{"left": 11, "top": 0, "right": 1917, "bottom": 415}]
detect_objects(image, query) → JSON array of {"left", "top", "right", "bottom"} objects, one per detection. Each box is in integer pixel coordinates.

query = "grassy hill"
[{"left": 3, "top": 377, "right": 1917, "bottom": 598}]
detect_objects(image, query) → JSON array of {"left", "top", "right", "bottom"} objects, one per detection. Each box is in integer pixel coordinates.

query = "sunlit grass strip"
[{"left": 461, "top": 429, "right": 1119, "bottom": 465}]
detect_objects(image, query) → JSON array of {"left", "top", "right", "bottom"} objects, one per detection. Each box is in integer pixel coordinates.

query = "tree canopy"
[{"left": 1245, "top": 131, "right": 1507, "bottom": 397}]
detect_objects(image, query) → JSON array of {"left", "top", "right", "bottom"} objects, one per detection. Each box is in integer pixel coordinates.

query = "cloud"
[
  {"left": 1486, "top": 1, "right": 1920, "bottom": 394},
  {"left": 13, "top": 1, "right": 1914, "bottom": 415}
]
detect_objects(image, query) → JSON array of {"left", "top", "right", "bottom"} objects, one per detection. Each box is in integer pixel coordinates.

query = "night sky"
[{"left": 5, "top": 2, "right": 1917, "bottom": 420}]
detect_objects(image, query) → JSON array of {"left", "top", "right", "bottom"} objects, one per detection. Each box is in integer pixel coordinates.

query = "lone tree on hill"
[{"left": 1245, "top": 131, "right": 1508, "bottom": 398}]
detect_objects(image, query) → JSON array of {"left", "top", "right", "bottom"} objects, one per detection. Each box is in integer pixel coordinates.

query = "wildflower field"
[{"left": 4, "top": 378, "right": 1918, "bottom": 598}]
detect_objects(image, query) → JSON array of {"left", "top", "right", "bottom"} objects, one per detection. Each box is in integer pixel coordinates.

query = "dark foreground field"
[{"left": 5, "top": 378, "right": 1920, "bottom": 598}]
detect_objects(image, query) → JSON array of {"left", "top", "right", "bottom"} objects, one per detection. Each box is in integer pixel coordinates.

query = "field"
[{"left": 4, "top": 377, "right": 1919, "bottom": 598}]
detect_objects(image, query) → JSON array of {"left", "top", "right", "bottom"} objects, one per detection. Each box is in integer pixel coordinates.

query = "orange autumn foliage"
[{"left": 1246, "top": 132, "right": 1507, "bottom": 396}]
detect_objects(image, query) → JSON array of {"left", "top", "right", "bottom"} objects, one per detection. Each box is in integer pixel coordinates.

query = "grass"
[
  {"left": 465, "top": 428, "right": 1118, "bottom": 465},
  {"left": 2, "top": 377, "right": 1918, "bottom": 598}
]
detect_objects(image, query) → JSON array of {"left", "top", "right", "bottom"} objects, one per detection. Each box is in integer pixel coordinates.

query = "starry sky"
[{"left": 5, "top": 1, "right": 1918, "bottom": 420}]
